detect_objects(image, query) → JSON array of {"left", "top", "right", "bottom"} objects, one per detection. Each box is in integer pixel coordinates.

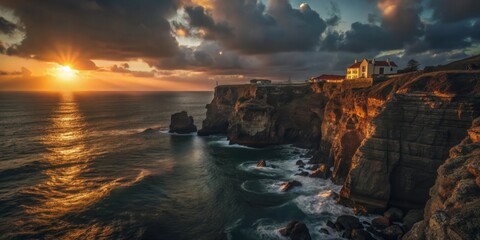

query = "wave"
[
  {"left": 233, "top": 144, "right": 380, "bottom": 240},
  {"left": 159, "top": 130, "right": 197, "bottom": 136},
  {"left": 209, "top": 139, "right": 260, "bottom": 149}
]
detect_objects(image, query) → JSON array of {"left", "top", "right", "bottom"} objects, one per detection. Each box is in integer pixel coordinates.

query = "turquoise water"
[{"left": 0, "top": 92, "right": 354, "bottom": 240}]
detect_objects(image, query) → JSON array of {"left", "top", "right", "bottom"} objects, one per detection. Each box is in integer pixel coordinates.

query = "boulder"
[
  {"left": 351, "top": 229, "right": 375, "bottom": 240},
  {"left": 309, "top": 164, "right": 331, "bottom": 179},
  {"left": 296, "top": 160, "right": 306, "bottom": 166},
  {"left": 382, "top": 225, "right": 404, "bottom": 240},
  {"left": 290, "top": 222, "right": 312, "bottom": 240},
  {"left": 279, "top": 221, "right": 299, "bottom": 236},
  {"left": 384, "top": 207, "right": 404, "bottom": 222},
  {"left": 169, "top": 111, "right": 197, "bottom": 134},
  {"left": 371, "top": 216, "right": 391, "bottom": 230},
  {"left": 280, "top": 180, "right": 302, "bottom": 192},
  {"left": 335, "top": 215, "right": 363, "bottom": 230},
  {"left": 256, "top": 160, "right": 267, "bottom": 168},
  {"left": 279, "top": 221, "right": 311, "bottom": 240},
  {"left": 402, "top": 209, "right": 423, "bottom": 230}
]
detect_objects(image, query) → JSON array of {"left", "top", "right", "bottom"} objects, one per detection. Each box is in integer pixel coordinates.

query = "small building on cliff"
[
  {"left": 309, "top": 74, "right": 345, "bottom": 83},
  {"left": 346, "top": 58, "right": 398, "bottom": 79},
  {"left": 250, "top": 79, "right": 272, "bottom": 85}
]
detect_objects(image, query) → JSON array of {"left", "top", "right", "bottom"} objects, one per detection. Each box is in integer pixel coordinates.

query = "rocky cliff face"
[
  {"left": 199, "top": 84, "right": 327, "bottom": 148},
  {"left": 403, "top": 117, "right": 480, "bottom": 240},
  {"left": 338, "top": 72, "right": 480, "bottom": 211},
  {"left": 199, "top": 71, "right": 480, "bottom": 213}
]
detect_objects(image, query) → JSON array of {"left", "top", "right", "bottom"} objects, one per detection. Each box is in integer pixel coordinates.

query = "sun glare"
[{"left": 55, "top": 65, "right": 78, "bottom": 80}]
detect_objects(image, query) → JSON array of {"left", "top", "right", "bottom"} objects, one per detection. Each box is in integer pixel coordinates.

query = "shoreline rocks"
[
  {"left": 256, "top": 160, "right": 267, "bottom": 168},
  {"left": 279, "top": 221, "right": 312, "bottom": 240},
  {"left": 169, "top": 111, "right": 197, "bottom": 134},
  {"left": 280, "top": 180, "right": 302, "bottom": 192}
]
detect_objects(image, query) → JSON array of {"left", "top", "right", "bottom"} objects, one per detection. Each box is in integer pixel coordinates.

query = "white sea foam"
[
  {"left": 210, "top": 139, "right": 261, "bottom": 149},
  {"left": 159, "top": 130, "right": 197, "bottom": 136},
  {"left": 235, "top": 144, "right": 380, "bottom": 240}
]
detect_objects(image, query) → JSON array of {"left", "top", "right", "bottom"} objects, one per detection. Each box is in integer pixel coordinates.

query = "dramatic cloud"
[
  {"left": 183, "top": 0, "right": 327, "bottom": 54},
  {"left": 0, "top": 0, "right": 181, "bottom": 69},
  {"left": 377, "top": 0, "right": 424, "bottom": 39},
  {"left": 429, "top": 0, "right": 480, "bottom": 22},
  {"left": 0, "top": 16, "right": 17, "bottom": 34},
  {"left": 0, "top": 0, "right": 478, "bottom": 87}
]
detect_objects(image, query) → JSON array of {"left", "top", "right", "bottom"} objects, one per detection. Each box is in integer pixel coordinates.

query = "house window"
[
  {"left": 391, "top": 67, "right": 393, "bottom": 71},
  {"left": 379, "top": 67, "right": 384, "bottom": 74},
  {"left": 362, "top": 66, "right": 366, "bottom": 72}
]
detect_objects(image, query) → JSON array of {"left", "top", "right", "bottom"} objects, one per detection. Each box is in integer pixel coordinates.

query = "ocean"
[{"left": 0, "top": 91, "right": 360, "bottom": 240}]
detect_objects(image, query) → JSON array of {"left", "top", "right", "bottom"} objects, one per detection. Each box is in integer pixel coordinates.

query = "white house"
[{"left": 346, "top": 58, "right": 398, "bottom": 79}]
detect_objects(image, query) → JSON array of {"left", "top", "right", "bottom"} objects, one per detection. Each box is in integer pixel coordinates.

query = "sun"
[{"left": 55, "top": 65, "right": 78, "bottom": 80}]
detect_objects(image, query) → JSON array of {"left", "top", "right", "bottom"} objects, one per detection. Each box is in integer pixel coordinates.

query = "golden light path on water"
[{"left": 16, "top": 92, "right": 146, "bottom": 239}]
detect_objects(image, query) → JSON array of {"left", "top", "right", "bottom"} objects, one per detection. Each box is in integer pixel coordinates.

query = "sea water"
[{"left": 0, "top": 91, "right": 361, "bottom": 240}]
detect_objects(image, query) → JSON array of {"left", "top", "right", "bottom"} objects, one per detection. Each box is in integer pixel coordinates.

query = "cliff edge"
[{"left": 198, "top": 70, "right": 480, "bottom": 218}]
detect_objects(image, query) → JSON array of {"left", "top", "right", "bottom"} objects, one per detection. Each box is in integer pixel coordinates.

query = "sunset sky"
[{"left": 0, "top": 0, "right": 479, "bottom": 91}]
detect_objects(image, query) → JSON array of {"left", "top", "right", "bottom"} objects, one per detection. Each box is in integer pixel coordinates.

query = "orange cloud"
[{"left": 190, "top": 0, "right": 214, "bottom": 9}]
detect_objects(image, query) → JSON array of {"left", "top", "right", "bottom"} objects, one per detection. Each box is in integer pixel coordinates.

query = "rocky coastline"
[{"left": 197, "top": 69, "right": 480, "bottom": 239}]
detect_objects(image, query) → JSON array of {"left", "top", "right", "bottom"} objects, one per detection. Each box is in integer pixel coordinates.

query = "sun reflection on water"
[{"left": 16, "top": 92, "right": 145, "bottom": 238}]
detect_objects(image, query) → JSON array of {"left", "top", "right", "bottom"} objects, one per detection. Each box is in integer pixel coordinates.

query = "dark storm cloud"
[
  {"left": 154, "top": 41, "right": 253, "bottom": 72},
  {"left": 183, "top": 0, "right": 327, "bottom": 54},
  {"left": 0, "top": 16, "right": 17, "bottom": 34},
  {"left": 322, "top": 22, "right": 403, "bottom": 53},
  {"left": 182, "top": 6, "right": 232, "bottom": 39},
  {"left": 0, "top": 0, "right": 181, "bottom": 69},
  {"left": 429, "top": 0, "right": 480, "bottom": 22},
  {"left": 377, "top": 0, "right": 424, "bottom": 40},
  {"left": 406, "top": 19, "right": 479, "bottom": 54},
  {"left": 320, "top": 0, "right": 424, "bottom": 53}
]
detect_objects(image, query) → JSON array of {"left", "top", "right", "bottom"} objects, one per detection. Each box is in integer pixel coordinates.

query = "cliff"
[
  {"left": 403, "top": 117, "right": 480, "bottom": 240},
  {"left": 199, "top": 70, "right": 480, "bottom": 212},
  {"left": 199, "top": 84, "right": 327, "bottom": 148},
  {"left": 337, "top": 71, "right": 480, "bottom": 211}
]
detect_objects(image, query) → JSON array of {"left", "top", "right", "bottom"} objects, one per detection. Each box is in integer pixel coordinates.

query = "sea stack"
[{"left": 169, "top": 111, "right": 197, "bottom": 134}]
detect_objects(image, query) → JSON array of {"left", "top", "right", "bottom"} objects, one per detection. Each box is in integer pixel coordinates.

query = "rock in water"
[
  {"left": 382, "top": 225, "right": 404, "bottom": 240},
  {"left": 280, "top": 180, "right": 302, "bottom": 192},
  {"left": 309, "top": 164, "right": 331, "bottom": 179},
  {"left": 296, "top": 160, "right": 305, "bottom": 166},
  {"left": 335, "top": 215, "right": 363, "bottom": 230},
  {"left": 169, "top": 111, "right": 197, "bottom": 134},
  {"left": 351, "top": 229, "right": 374, "bottom": 240},
  {"left": 371, "top": 216, "right": 390, "bottom": 230},
  {"left": 256, "top": 160, "right": 267, "bottom": 167},
  {"left": 279, "top": 221, "right": 311, "bottom": 240},
  {"left": 384, "top": 207, "right": 404, "bottom": 222}
]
